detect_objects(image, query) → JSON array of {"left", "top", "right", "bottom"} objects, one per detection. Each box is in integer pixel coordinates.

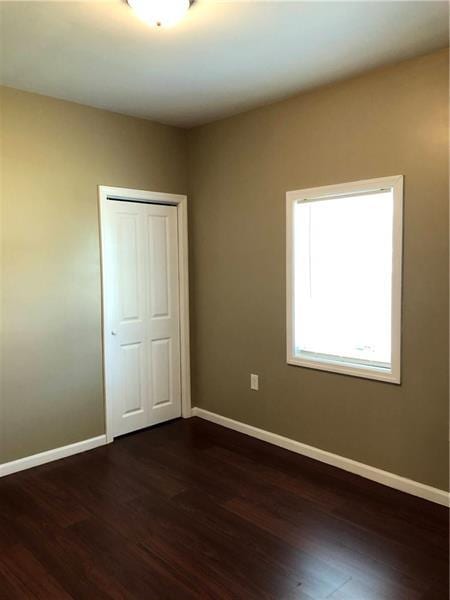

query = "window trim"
[{"left": 286, "top": 175, "right": 403, "bottom": 384}]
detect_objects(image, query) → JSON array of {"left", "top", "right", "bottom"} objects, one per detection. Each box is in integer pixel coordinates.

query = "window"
[{"left": 286, "top": 176, "right": 403, "bottom": 383}]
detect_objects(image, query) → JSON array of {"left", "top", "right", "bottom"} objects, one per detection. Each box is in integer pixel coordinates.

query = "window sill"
[{"left": 287, "top": 354, "right": 400, "bottom": 384}]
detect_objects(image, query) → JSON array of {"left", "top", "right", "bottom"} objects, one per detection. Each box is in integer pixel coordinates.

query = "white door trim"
[{"left": 98, "top": 186, "right": 191, "bottom": 443}]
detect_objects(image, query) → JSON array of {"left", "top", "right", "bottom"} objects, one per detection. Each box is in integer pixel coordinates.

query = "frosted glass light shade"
[{"left": 128, "top": 0, "right": 190, "bottom": 27}]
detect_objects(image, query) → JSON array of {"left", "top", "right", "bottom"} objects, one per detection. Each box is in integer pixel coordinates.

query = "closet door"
[{"left": 103, "top": 200, "right": 181, "bottom": 437}]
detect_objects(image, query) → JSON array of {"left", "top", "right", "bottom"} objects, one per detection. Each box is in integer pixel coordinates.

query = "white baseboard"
[
  {"left": 192, "top": 407, "right": 449, "bottom": 507},
  {"left": 0, "top": 435, "right": 108, "bottom": 478}
]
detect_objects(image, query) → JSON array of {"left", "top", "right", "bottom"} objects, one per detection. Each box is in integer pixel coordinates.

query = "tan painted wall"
[
  {"left": 1, "top": 50, "right": 448, "bottom": 490},
  {"left": 187, "top": 49, "right": 449, "bottom": 490},
  {"left": 0, "top": 87, "right": 187, "bottom": 463}
]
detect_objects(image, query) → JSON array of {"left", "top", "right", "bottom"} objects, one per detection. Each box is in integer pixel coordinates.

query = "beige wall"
[
  {"left": 0, "top": 87, "right": 187, "bottom": 462},
  {"left": 1, "top": 50, "right": 448, "bottom": 490},
  {"left": 187, "top": 49, "right": 449, "bottom": 490}
]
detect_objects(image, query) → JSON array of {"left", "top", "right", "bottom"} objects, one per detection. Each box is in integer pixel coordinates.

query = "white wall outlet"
[{"left": 250, "top": 374, "right": 259, "bottom": 391}]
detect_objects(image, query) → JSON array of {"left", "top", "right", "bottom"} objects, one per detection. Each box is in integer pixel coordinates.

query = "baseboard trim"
[
  {"left": 0, "top": 435, "right": 108, "bottom": 478},
  {"left": 192, "top": 407, "right": 449, "bottom": 507}
]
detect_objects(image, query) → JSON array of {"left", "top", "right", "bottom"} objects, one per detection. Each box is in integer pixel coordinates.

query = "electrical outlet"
[{"left": 250, "top": 374, "right": 259, "bottom": 391}]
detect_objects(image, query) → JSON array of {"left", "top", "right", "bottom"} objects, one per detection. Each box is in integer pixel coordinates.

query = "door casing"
[{"left": 98, "top": 185, "right": 191, "bottom": 443}]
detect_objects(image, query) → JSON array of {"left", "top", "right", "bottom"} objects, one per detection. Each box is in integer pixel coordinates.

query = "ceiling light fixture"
[{"left": 127, "top": 0, "right": 193, "bottom": 28}]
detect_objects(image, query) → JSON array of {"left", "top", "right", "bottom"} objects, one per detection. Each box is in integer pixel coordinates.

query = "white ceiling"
[{"left": 1, "top": 1, "right": 448, "bottom": 127}]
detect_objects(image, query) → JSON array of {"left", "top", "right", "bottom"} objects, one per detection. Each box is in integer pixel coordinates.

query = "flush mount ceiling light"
[{"left": 127, "top": 0, "right": 194, "bottom": 28}]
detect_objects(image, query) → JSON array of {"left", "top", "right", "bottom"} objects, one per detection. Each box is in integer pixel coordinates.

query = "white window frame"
[{"left": 286, "top": 175, "right": 403, "bottom": 384}]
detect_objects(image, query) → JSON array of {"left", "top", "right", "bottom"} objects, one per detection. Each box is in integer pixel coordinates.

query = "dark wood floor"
[{"left": 0, "top": 417, "right": 448, "bottom": 599}]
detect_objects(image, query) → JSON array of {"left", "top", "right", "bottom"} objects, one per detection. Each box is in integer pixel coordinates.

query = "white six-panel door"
[{"left": 103, "top": 200, "right": 181, "bottom": 437}]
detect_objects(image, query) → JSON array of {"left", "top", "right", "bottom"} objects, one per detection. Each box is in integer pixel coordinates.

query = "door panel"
[
  {"left": 120, "top": 342, "right": 145, "bottom": 415},
  {"left": 147, "top": 207, "right": 181, "bottom": 422},
  {"left": 149, "top": 215, "right": 170, "bottom": 318},
  {"left": 117, "top": 214, "right": 141, "bottom": 321},
  {"left": 103, "top": 200, "right": 181, "bottom": 437},
  {"left": 151, "top": 338, "right": 171, "bottom": 407}
]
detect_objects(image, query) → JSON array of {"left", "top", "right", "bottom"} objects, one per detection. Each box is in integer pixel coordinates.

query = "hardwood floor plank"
[
  {"left": 68, "top": 517, "right": 200, "bottom": 600},
  {"left": 0, "top": 417, "right": 447, "bottom": 600},
  {"left": 224, "top": 494, "right": 433, "bottom": 599},
  {"left": 171, "top": 488, "right": 349, "bottom": 599},
  {"left": 0, "top": 544, "right": 73, "bottom": 600}
]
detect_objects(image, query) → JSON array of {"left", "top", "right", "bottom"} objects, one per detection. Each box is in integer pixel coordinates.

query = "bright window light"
[{"left": 286, "top": 176, "right": 403, "bottom": 383}]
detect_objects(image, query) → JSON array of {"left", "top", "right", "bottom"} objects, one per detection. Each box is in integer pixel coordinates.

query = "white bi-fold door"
[{"left": 102, "top": 199, "right": 181, "bottom": 437}]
